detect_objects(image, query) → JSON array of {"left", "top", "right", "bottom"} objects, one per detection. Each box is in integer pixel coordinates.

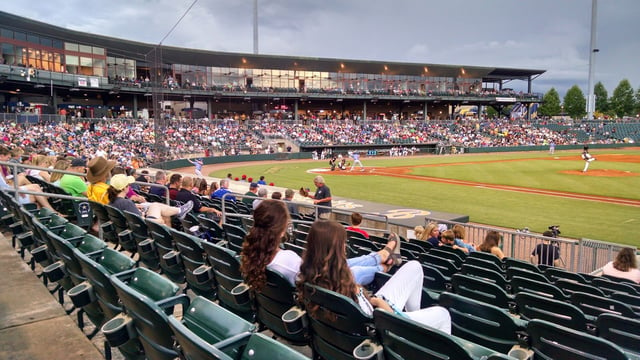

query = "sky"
[{"left": 3, "top": 0, "right": 639, "bottom": 97}]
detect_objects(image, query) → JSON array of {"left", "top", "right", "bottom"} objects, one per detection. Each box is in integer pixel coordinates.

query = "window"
[
  {"left": 27, "top": 34, "right": 39, "bottom": 44},
  {"left": 65, "top": 42, "right": 79, "bottom": 52},
  {"left": 92, "top": 47, "right": 105, "bottom": 55},
  {"left": 65, "top": 55, "right": 79, "bottom": 65},
  {"left": 40, "top": 37, "right": 52, "bottom": 47},
  {"left": 80, "top": 57, "right": 93, "bottom": 67},
  {"left": 0, "top": 28, "right": 13, "bottom": 39},
  {"left": 14, "top": 32, "right": 26, "bottom": 41}
]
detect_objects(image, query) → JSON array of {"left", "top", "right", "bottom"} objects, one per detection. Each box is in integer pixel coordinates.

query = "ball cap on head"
[
  {"left": 250, "top": 182, "right": 259, "bottom": 189},
  {"left": 110, "top": 174, "right": 135, "bottom": 191},
  {"left": 70, "top": 157, "right": 87, "bottom": 167},
  {"left": 86, "top": 156, "right": 116, "bottom": 183}
]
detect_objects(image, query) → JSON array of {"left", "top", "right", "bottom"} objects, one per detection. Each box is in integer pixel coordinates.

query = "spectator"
[
  {"left": 175, "top": 176, "right": 222, "bottom": 218},
  {"left": 257, "top": 175, "right": 267, "bottom": 185},
  {"left": 530, "top": 230, "right": 560, "bottom": 266},
  {"left": 303, "top": 175, "right": 332, "bottom": 219},
  {"left": 252, "top": 187, "right": 268, "bottom": 210},
  {"left": 242, "top": 182, "right": 259, "bottom": 206},
  {"left": 0, "top": 170, "right": 58, "bottom": 213},
  {"left": 86, "top": 156, "right": 116, "bottom": 204},
  {"left": 198, "top": 179, "right": 210, "bottom": 196},
  {"left": 439, "top": 229, "right": 473, "bottom": 254},
  {"left": 451, "top": 224, "right": 475, "bottom": 253},
  {"left": 477, "top": 231, "right": 505, "bottom": 260},
  {"left": 422, "top": 222, "right": 441, "bottom": 247},
  {"left": 168, "top": 173, "right": 182, "bottom": 200},
  {"left": 284, "top": 188, "right": 299, "bottom": 216},
  {"left": 134, "top": 169, "right": 150, "bottom": 192},
  {"left": 49, "top": 159, "right": 70, "bottom": 186},
  {"left": 107, "top": 174, "right": 193, "bottom": 227},
  {"left": 271, "top": 191, "right": 282, "bottom": 200},
  {"left": 412, "top": 225, "right": 424, "bottom": 240},
  {"left": 240, "top": 200, "right": 401, "bottom": 291},
  {"left": 346, "top": 212, "right": 369, "bottom": 239},
  {"left": 60, "top": 157, "right": 88, "bottom": 197},
  {"left": 296, "top": 220, "right": 451, "bottom": 333},
  {"left": 149, "top": 171, "right": 167, "bottom": 198},
  {"left": 601, "top": 247, "right": 640, "bottom": 283},
  {"left": 211, "top": 178, "right": 236, "bottom": 202}
]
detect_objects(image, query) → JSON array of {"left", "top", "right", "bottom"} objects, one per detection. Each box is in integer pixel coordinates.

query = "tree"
[
  {"left": 537, "top": 88, "right": 561, "bottom": 117},
  {"left": 609, "top": 79, "right": 635, "bottom": 118},
  {"left": 593, "top": 81, "right": 609, "bottom": 115},
  {"left": 635, "top": 86, "right": 640, "bottom": 116},
  {"left": 563, "top": 85, "right": 586, "bottom": 119}
]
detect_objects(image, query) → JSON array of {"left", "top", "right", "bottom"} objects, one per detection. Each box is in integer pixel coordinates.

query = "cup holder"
[
  {"left": 43, "top": 261, "right": 66, "bottom": 282},
  {"left": 282, "top": 306, "right": 307, "bottom": 335},
  {"left": 162, "top": 250, "right": 181, "bottom": 267},
  {"left": 30, "top": 245, "right": 50, "bottom": 264},
  {"left": 68, "top": 281, "right": 95, "bottom": 308},
  {"left": 193, "top": 265, "right": 212, "bottom": 284},
  {"left": 231, "top": 283, "right": 251, "bottom": 305},
  {"left": 138, "top": 238, "right": 155, "bottom": 254},
  {"left": 102, "top": 313, "right": 136, "bottom": 347},
  {"left": 353, "top": 339, "right": 384, "bottom": 360}
]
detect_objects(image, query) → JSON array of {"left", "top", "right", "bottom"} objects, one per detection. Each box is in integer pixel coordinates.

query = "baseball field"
[{"left": 206, "top": 148, "right": 640, "bottom": 245}]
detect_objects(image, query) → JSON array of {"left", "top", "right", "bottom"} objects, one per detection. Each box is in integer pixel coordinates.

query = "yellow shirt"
[{"left": 87, "top": 182, "right": 110, "bottom": 204}]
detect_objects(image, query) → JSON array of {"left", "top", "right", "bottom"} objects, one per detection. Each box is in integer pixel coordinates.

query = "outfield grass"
[{"left": 209, "top": 149, "right": 640, "bottom": 245}]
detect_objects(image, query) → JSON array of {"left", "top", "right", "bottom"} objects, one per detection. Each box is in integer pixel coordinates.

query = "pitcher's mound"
[{"left": 560, "top": 169, "right": 638, "bottom": 177}]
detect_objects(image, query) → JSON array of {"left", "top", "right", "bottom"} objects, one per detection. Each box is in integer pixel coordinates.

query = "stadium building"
[{"left": 0, "top": 11, "right": 544, "bottom": 123}]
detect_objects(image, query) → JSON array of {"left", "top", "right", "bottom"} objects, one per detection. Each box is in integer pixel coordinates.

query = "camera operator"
[{"left": 530, "top": 228, "right": 561, "bottom": 267}]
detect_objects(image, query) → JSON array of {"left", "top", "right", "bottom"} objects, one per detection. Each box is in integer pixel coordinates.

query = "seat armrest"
[{"left": 353, "top": 339, "right": 384, "bottom": 360}]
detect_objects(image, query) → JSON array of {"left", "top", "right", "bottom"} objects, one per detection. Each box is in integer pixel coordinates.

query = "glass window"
[
  {"left": 92, "top": 47, "right": 104, "bottom": 55},
  {"left": 79, "top": 44, "right": 92, "bottom": 54},
  {"left": 27, "top": 34, "right": 39, "bottom": 44},
  {"left": 80, "top": 57, "right": 93, "bottom": 67},
  {"left": 65, "top": 55, "right": 79, "bottom": 66},
  {"left": 14, "top": 32, "right": 26, "bottom": 41},
  {"left": 52, "top": 39, "right": 63, "bottom": 49},
  {"left": 40, "top": 37, "right": 52, "bottom": 47},
  {"left": 65, "top": 42, "right": 79, "bottom": 51},
  {"left": 1, "top": 28, "right": 13, "bottom": 39}
]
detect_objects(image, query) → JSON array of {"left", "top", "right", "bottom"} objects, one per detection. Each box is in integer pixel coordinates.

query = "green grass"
[{"left": 209, "top": 149, "right": 640, "bottom": 245}]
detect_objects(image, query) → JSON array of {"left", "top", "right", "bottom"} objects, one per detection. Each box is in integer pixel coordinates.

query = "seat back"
[
  {"left": 596, "top": 313, "right": 640, "bottom": 355},
  {"left": 422, "top": 264, "right": 451, "bottom": 293},
  {"left": 373, "top": 309, "right": 503, "bottom": 360},
  {"left": 463, "top": 256, "right": 505, "bottom": 275},
  {"left": 238, "top": 333, "right": 309, "bottom": 360},
  {"left": 110, "top": 267, "right": 182, "bottom": 360},
  {"left": 545, "top": 267, "right": 587, "bottom": 284},
  {"left": 451, "top": 274, "right": 515, "bottom": 311},
  {"left": 526, "top": 319, "right": 630, "bottom": 360},
  {"left": 170, "top": 229, "right": 216, "bottom": 298},
  {"left": 222, "top": 223, "right": 247, "bottom": 254},
  {"left": 555, "top": 278, "right": 606, "bottom": 297},
  {"left": 89, "top": 200, "right": 118, "bottom": 245},
  {"left": 515, "top": 292, "right": 589, "bottom": 332},
  {"left": 439, "top": 292, "right": 526, "bottom": 354},
  {"left": 610, "top": 291, "right": 640, "bottom": 313},
  {"left": 591, "top": 277, "right": 639, "bottom": 296},
  {"left": 510, "top": 275, "right": 567, "bottom": 300},
  {"left": 197, "top": 214, "right": 225, "bottom": 240},
  {"left": 504, "top": 257, "right": 542, "bottom": 273},
  {"left": 467, "top": 251, "right": 504, "bottom": 269},
  {"left": 105, "top": 204, "right": 137, "bottom": 252},
  {"left": 460, "top": 263, "right": 509, "bottom": 291},
  {"left": 201, "top": 241, "right": 254, "bottom": 320},
  {"left": 145, "top": 219, "right": 184, "bottom": 283},
  {"left": 167, "top": 315, "right": 234, "bottom": 360},
  {"left": 255, "top": 268, "right": 307, "bottom": 344},
  {"left": 403, "top": 240, "right": 432, "bottom": 255},
  {"left": 506, "top": 267, "right": 550, "bottom": 283},
  {"left": 302, "top": 283, "right": 373, "bottom": 360},
  {"left": 419, "top": 253, "right": 460, "bottom": 277},
  {"left": 570, "top": 291, "right": 639, "bottom": 319},
  {"left": 428, "top": 248, "right": 464, "bottom": 267},
  {"left": 51, "top": 233, "right": 106, "bottom": 285},
  {"left": 433, "top": 244, "right": 467, "bottom": 260}
]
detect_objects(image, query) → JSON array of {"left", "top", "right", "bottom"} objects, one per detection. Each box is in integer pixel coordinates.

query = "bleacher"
[{"left": 3, "top": 174, "right": 640, "bottom": 360}]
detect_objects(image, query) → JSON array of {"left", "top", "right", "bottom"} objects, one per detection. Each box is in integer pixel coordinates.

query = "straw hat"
[{"left": 86, "top": 156, "right": 116, "bottom": 183}]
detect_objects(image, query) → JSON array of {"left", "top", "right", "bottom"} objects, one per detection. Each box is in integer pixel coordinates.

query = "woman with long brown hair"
[
  {"left": 477, "top": 230, "right": 505, "bottom": 259},
  {"left": 602, "top": 247, "right": 640, "bottom": 283},
  {"left": 297, "top": 220, "right": 451, "bottom": 333},
  {"left": 241, "top": 200, "right": 400, "bottom": 292}
]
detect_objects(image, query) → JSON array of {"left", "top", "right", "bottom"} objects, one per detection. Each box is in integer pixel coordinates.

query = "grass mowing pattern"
[{"left": 210, "top": 149, "right": 640, "bottom": 245}]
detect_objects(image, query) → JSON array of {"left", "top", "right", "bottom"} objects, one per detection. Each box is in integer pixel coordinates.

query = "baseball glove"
[{"left": 299, "top": 187, "right": 309, "bottom": 197}]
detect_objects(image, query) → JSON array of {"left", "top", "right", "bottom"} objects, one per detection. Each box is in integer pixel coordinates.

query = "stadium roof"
[{"left": 1, "top": 11, "right": 545, "bottom": 82}]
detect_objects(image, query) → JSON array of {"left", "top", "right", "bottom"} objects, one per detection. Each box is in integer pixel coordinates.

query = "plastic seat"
[
  {"left": 526, "top": 319, "right": 633, "bottom": 360},
  {"left": 196, "top": 213, "right": 225, "bottom": 240},
  {"left": 506, "top": 267, "right": 550, "bottom": 283},
  {"left": 419, "top": 253, "right": 460, "bottom": 277},
  {"left": 463, "top": 256, "right": 505, "bottom": 275},
  {"left": 422, "top": 264, "right": 452, "bottom": 293},
  {"left": 283, "top": 242, "right": 305, "bottom": 257},
  {"left": 403, "top": 240, "right": 432, "bottom": 254},
  {"left": 555, "top": 278, "right": 606, "bottom": 297},
  {"left": 222, "top": 223, "right": 247, "bottom": 253},
  {"left": 451, "top": 273, "right": 516, "bottom": 312},
  {"left": 170, "top": 229, "right": 217, "bottom": 299},
  {"left": 254, "top": 268, "right": 307, "bottom": 344},
  {"left": 467, "top": 251, "right": 504, "bottom": 270},
  {"left": 144, "top": 219, "right": 185, "bottom": 284},
  {"left": 429, "top": 247, "right": 464, "bottom": 267},
  {"left": 439, "top": 292, "right": 527, "bottom": 353},
  {"left": 301, "top": 283, "right": 375, "bottom": 360},
  {"left": 545, "top": 267, "right": 588, "bottom": 284},
  {"left": 89, "top": 200, "right": 118, "bottom": 246},
  {"left": 108, "top": 267, "right": 184, "bottom": 360},
  {"left": 515, "top": 292, "right": 591, "bottom": 332},
  {"left": 201, "top": 241, "right": 255, "bottom": 321},
  {"left": 570, "top": 291, "right": 639, "bottom": 319},
  {"left": 504, "top": 257, "right": 543, "bottom": 273},
  {"left": 610, "top": 291, "right": 640, "bottom": 313},
  {"left": 346, "top": 229, "right": 368, "bottom": 241},
  {"left": 596, "top": 313, "right": 640, "bottom": 355},
  {"left": 167, "top": 296, "right": 257, "bottom": 359},
  {"left": 510, "top": 275, "right": 568, "bottom": 300},
  {"left": 591, "top": 277, "right": 640, "bottom": 296},
  {"left": 460, "top": 263, "right": 510, "bottom": 292},
  {"left": 122, "top": 211, "right": 157, "bottom": 270},
  {"left": 372, "top": 309, "right": 512, "bottom": 360},
  {"left": 105, "top": 204, "right": 137, "bottom": 253}
]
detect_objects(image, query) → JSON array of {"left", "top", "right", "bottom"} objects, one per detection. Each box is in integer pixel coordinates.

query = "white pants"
[
  {"left": 351, "top": 159, "right": 364, "bottom": 170},
  {"left": 375, "top": 260, "right": 451, "bottom": 334},
  {"left": 583, "top": 158, "right": 595, "bottom": 172}
]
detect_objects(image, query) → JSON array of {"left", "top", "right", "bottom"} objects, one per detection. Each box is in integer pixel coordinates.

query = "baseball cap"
[
  {"left": 70, "top": 158, "right": 87, "bottom": 167},
  {"left": 250, "top": 182, "right": 259, "bottom": 189},
  {"left": 110, "top": 174, "right": 135, "bottom": 191}
]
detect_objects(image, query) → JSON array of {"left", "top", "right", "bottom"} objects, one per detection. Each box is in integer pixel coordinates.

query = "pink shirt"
[{"left": 602, "top": 261, "right": 640, "bottom": 283}]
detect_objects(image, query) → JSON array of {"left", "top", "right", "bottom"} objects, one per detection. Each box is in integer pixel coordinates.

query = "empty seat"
[
  {"left": 515, "top": 292, "right": 591, "bottom": 332},
  {"left": 596, "top": 313, "right": 640, "bottom": 355},
  {"left": 510, "top": 276, "right": 568, "bottom": 301},
  {"left": 451, "top": 273, "right": 516, "bottom": 312}
]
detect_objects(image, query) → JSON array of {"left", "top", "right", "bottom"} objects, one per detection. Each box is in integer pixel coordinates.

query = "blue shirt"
[{"left": 212, "top": 187, "right": 236, "bottom": 202}]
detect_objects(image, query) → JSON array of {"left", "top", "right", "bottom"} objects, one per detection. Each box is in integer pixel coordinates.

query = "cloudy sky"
[{"left": 3, "top": 0, "right": 639, "bottom": 97}]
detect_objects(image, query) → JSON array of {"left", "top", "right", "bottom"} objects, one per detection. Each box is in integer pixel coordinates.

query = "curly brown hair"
[
  {"left": 613, "top": 247, "right": 637, "bottom": 272},
  {"left": 240, "top": 200, "right": 290, "bottom": 292},
  {"left": 296, "top": 220, "right": 359, "bottom": 320}
]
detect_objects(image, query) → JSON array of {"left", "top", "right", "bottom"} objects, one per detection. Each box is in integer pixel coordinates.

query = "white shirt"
[{"left": 268, "top": 249, "right": 302, "bottom": 285}]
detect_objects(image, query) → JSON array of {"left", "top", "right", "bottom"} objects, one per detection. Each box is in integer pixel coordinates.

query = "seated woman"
[
  {"left": 602, "top": 247, "right": 640, "bottom": 283},
  {"left": 241, "top": 200, "right": 400, "bottom": 291},
  {"left": 477, "top": 230, "right": 505, "bottom": 259},
  {"left": 421, "top": 222, "right": 441, "bottom": 247},
  {"left": 0, "top": 172, "right": 58, "bottom": 212},
  {"left": 297, "top": 220, "right": 451, "bottom": 334},
  {"left": 106, "top": 174, "right": 193, "bottom": 227}
]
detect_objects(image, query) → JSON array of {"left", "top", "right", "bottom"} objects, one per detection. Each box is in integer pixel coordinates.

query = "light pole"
[{"left": 586, "top": 0, "right": 598, "bottom": 120}]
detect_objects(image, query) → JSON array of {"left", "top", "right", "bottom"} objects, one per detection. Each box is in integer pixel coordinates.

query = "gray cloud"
[{"left": 3, "top": 0, "right": 638, "bottom": 97}]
